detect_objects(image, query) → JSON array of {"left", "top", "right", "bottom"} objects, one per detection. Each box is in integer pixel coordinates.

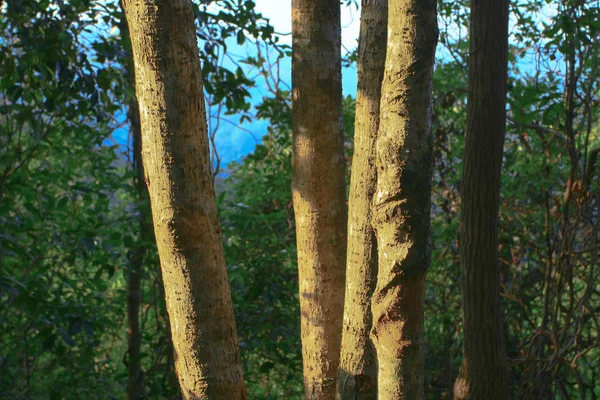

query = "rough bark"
[
  {"left": 369, "top": 0, "right": 437, "bottom": 398},
  {"left": 291, "top": 0, "right": 347, "bottom": 398},
  {"left": 337, "top": 1, "right": 387, "bottom": 399},
  {"left": 122, "top": 1, "right": 246, "bottom": 398},
  {"left": 452, "top": 0, "right": 510, "bottom": 398}
]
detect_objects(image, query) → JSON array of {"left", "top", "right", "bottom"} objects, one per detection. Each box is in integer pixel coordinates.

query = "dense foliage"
[{"left": 1, "top": 0, "right": 599, "bottom": 398}]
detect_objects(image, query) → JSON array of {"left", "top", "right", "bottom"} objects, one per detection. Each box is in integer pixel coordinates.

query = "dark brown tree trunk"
[
  {"left": 369, "top": 0, "right": 438, "bottom": 398},
  {"left": 119, "top": 7, "right": 148, "bottom": 398},
  {"left": 291, "top": 0, "right": 347, "bottom": 398},
  {"left": 122, "top": 1, "right": 246, "bottom": 398},
  {"left": 126, "top": 104, "right": 150, "bottom": 400},
  {"left": 337, "top": 0, "right": 387, "bottom": 398},
  {"left": 453, "top": 0, "right": 510, "bottom": 397}
]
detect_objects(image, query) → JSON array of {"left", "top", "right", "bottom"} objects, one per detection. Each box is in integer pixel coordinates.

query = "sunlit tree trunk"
[
  {"left": 370, "top": 0, "right": 437, "bottom": 398},
  {"left": 453, "top": 0, "right": 510, "bottom": 398},
  {"left": 337, "top": 0, "right": 387, "bottom": 398},
  {"left": 291, "top": 0, "right": 347, "bottom": 398},
  {"left": 122, "top": 1, "right": 246, "bottom": 398}
]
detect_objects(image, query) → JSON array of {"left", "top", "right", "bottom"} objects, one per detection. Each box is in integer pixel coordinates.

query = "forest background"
[{"left": 1, "top": 0, "right": 599, "bottom": 398}]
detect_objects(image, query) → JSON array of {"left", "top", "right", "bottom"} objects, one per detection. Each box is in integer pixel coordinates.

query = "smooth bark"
[
  {"left": 122, "top": 1, "right": 246, "bottom": 398},
  {"left": 370, "top": 0, "right": 437, "bottom": 398},
  {"left": 291, "top": 0, "right": 347, "bottom": 398},
  {"left": 337, "top": 0, "right": 387, "bottom": 398},
  {"left": 453, "top": 0, "right": 510, "bottom": 397}
]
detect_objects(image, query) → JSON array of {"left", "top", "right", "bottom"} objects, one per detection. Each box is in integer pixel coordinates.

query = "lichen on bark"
[
  {"left": 123, "top": 1, "right": 246, "bottom": 398},
  {"left": 369, "top": 0, "right": 438, "bottom": 398}
]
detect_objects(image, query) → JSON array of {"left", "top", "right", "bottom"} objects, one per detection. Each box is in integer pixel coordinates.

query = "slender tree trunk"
[
  {"left": 126, "top": 97, "right": 145, "bottom": 400},
  {"left": 452, "top": 0, "right": 510, "bottom": 397},
  {"left": 119, "top": 8, "right": 147, "bottom": 398},
  {"left": 126, "top": 102, "right": 150, "bottom": 400},
  {"left": 337, "top": 1, "right": 387, "bottom": 398},
  {"left": 122, "top": 1, "right": 246, "bottom": 398},
  {"left": 291, "top": 0, "right": 347, "bottom": 398},
  {"left": 370, "top": 0, "right": 437, "bottom": 398}
]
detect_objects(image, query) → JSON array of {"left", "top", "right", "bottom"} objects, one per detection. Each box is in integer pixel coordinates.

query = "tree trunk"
[
  {"left": 452, "top": 0, "right": 510, "bottom": 398},
  {"left": 122, "top": 1, "right": 246, "bottom": 398},
  {"left": 370, "top": 0, "right": 437, "bottom": 398},
  {"left": 291, "top": 0, "right": 347, "bottom": 398},
  {"left": 337, "top": 1, "right": 387, "bottom": 399},
  {"left": 126, "top": 101, "right": 150, "bottom": 400},
  {"left": 119, "top": 7, "right": 148, "bottom": 398}
]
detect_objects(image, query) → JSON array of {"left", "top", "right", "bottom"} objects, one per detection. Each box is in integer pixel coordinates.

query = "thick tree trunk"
[
  {"left": 452, "top": 0, "right": 510, "bottom": 398},
  {"left": 370, "top": 0, "right": 437, "bottom": 398},
  {"left": 122, "top": 1, "right": 246, "bottom": 398},
  {"left": 291, "top": 0, "right": 347, "bottom": 398},
  {"left": 337, "top": 1, "right": 387, "bottom": 399}
]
